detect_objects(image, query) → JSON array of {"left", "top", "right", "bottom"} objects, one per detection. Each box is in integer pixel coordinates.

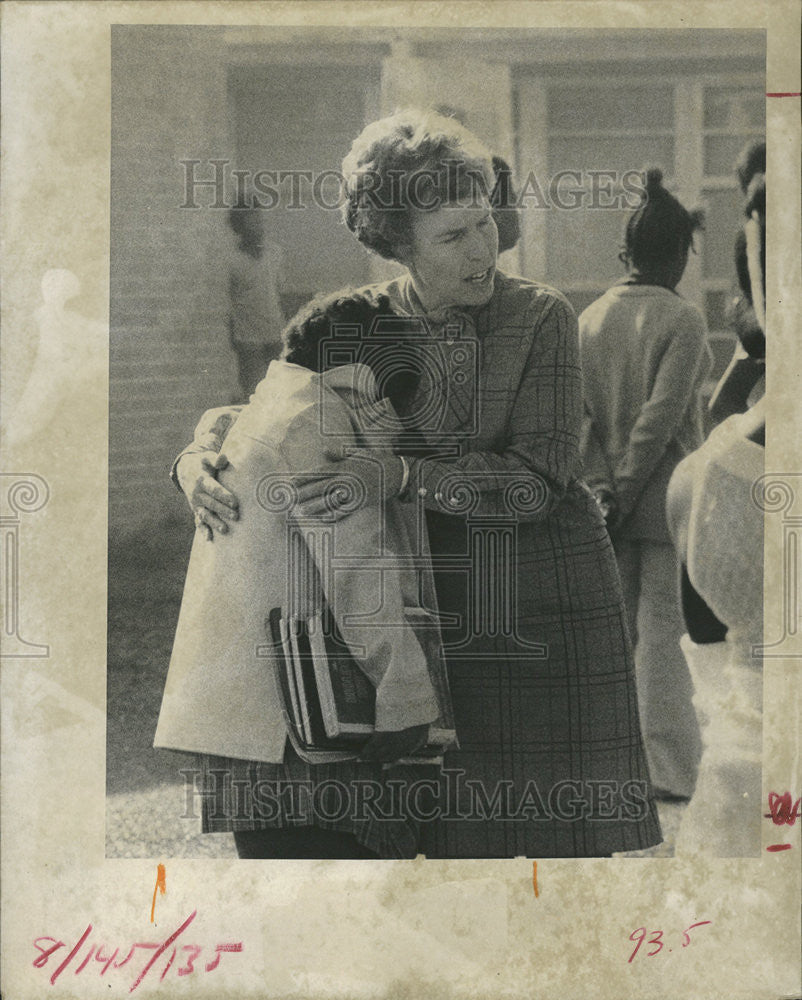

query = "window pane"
[
  {"left": 548, "top": 85, "right": 674, "bottom": 132},
  {"left": 548, "top": 136, "right": 674, "bottom": 176},
  {"left": 701, "top": 187, "right": 746, "bottom": 279},
  {"left": 703, "top": 88, "right": 765, "bottom": 130},
  {"left": 704, "top": 133, "right": 764, "bottom": 178}
]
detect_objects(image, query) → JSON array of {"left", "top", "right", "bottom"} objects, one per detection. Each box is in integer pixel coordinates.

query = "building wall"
[{"left": 110, "top": 26, "right": 238, "bottom": 534}]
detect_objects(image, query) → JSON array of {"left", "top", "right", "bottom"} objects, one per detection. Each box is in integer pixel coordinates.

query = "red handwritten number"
[
  {"left": 95, "top": 945, "right": 120, "bottom": 975},
  {"left": 682, "top": 921, "right": 712, "bottom": 946},
  {"left": 646, "top": 930, "right": 664, "bottom": 956},
  {"left": 32, "top": 937, "right": 65, "bottom": 968},
  {"left": 628, "top": 927, "right": 647, "bottom": 963},
  {"left": 178, "top": 944, "right": 203, "bottom": 976},
  {"left": 205, "top": 942, "right": 244, "bottom": 973}
]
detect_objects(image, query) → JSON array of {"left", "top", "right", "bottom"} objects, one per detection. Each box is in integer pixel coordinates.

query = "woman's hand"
[
  {"left": 176, "top": 452, "right": 239, "bottom": 540},
  {"left": 292, "top": 449, "right": 404, "bottom": 521},
  {"left": 358, "top": 723, "right": 430, "bottom": 764}
]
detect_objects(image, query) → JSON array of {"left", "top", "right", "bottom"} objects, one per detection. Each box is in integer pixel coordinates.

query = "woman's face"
[{"left": 403, "top": 199, "right": 499, "bottom": 313}]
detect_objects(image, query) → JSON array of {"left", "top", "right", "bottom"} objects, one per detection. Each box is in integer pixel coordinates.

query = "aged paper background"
[{"left": 1, "top": 1, "right": 800, "bottom": 998}]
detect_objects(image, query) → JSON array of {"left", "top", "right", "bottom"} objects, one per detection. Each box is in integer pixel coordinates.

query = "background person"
[
  {"left": 579, "top": 167, "right": 711, "bottom": 801},
  {"left": 226, "top": 205, "right": 286, "bottom": 399}
]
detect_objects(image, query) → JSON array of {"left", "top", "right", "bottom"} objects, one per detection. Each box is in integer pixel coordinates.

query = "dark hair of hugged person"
[
  {"left": 279, "top": 289, "right": 421, "bottom": 414},
  {"left": 341, "top": 109, "right": 496, "bottom": 262},
  {"left": 620, "top": 167, "right": 704, "bottom": 272}
]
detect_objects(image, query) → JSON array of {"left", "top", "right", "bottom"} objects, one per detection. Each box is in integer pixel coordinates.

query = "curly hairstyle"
[
  {"left": 621, "top": 167, "right": 704, "bottom": 271},
  {"left": 341, "top": 109, "right": 496, "bottom": 262}
]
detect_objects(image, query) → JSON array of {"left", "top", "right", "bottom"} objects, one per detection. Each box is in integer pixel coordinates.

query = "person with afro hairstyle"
[{"left": 579, "top": 167, "right": 712, "bottom": 801}]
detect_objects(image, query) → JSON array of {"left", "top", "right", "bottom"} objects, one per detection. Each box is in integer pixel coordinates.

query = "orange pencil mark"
[
  {"left": 532, "top": 861, "right": 539, "bottom": 898},
  {"left": 150, "top": 864, "right": 167, "bottom": 923}
]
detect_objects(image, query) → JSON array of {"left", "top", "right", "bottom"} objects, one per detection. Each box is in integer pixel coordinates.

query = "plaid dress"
[
  {"left": 196, "top": 271, "right": 662, "bottom": 858},
  {"left": 379, "top": 272, "right": 663, "bottom": 857}
]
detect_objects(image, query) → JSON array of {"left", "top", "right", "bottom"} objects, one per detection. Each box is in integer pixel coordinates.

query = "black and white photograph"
[
  {"left": 2, "top": 4, "right": 800, "bottom": 999},
  {"left": 106, "top": 24, "right": 768, "bottom": 862}
]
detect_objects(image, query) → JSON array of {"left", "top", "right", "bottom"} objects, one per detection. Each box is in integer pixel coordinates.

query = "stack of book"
[{"left": 267, "top": 605, "right": 456, "bottom": 764}]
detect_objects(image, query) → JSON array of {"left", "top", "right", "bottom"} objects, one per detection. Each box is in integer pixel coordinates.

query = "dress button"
[
  {"left": 446, "top": 339, "right": 454, "bottom": 347},
  {"left": 449, "top": 497, "right": 460, "bottom": 507},
  {"left": 417, "top": 486, "right": 428, "bottom": 499},
  {"left": 434, "top": 491, "right": 443, "bottom": 504}
]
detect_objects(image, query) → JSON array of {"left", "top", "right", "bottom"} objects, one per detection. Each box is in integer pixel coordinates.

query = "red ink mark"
[
  {"left": 33, "top": 937, "right": 65, "bottom": 969},
  {"left": 764, "top": 792, "right": 801, "bottom": 826},
  {"left": 151, "top": 863, "right": 167, "bottom": 923},
  {"left": 128, "top": 909, "right": 196, "bottom": 993},
  {"left": 75, "top": 945, "right": 97, "bottom": 974},
  {"left": 628, "top": 922, "right": 711, "bottom": 961},
  {"left": 32, "top": 913, "right": 244, "bottom": 989},
  {"left": 767, "top": 843, "right": 793, "bottom": 852},
  {"left": 628, "top": 927, "right": 647, "bottom": 962},
  {"left": 532, "top": 861, "right": 539, "bottom": 898},
  {"left": 178, "top": 944, "right": 202, "bottom": 976},
  {"left": 766, "top": 92, "right": 801, "bottom": 97},
  {"left": 49, "top": 924, "right": 93, "bottom": 985},
  {"left": 95, "top": 945, "right": 119, "bottom": 975},
  {"left": 159, "top": 948, "right": 177, "bottom": 982},
  {"left": 205, "top": 943, "right": 244, "bottom": 972},
  {"left": 681, "top": 921, "right": 712, "bottom": 946}
]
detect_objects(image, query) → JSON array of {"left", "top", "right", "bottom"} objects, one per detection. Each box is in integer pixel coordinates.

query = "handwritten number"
[
  {"left": 646, "top": 930, "right": 664, "bottom": 956},
  {"left": 628, "top": 927, "right": 647, "bottom": 963},
  {"left": 205, "top": 942, "right": 244, "bottom": 973},
  {"left": 32, "top": 937, "right": 65, "bottom": 968},
  {"left": 178, "top": 944, "right": 202, "bottom": 976},
  {"left": 95, "top": 945, "right": 120, "bottom": 975},
  {"left": 682, "top": 920, "right": 712, "bottom": 947}
]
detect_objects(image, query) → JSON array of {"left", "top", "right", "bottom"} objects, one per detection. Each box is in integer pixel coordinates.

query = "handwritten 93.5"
[
  {"left": 627, "top": 921, "right": 712, "bottom": 963},
  {"left": 33, "top": 910, "right": 243, "bottom": 992}
]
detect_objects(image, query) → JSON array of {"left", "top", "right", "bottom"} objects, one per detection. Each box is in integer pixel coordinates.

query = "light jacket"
[
  {"left": 154, "top": 360, "right": 440, "bottom": 763},
  {"left": 579, "top": 283, "right": 712, "bottom": 541}
]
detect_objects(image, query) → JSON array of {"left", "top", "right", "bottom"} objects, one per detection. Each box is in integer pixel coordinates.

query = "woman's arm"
[
  {"left": 403, "top": 294, "right": 582, "bottom": 522},
  {"left": 614, "top": 308, "right": 708, "bottom": 520}
]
